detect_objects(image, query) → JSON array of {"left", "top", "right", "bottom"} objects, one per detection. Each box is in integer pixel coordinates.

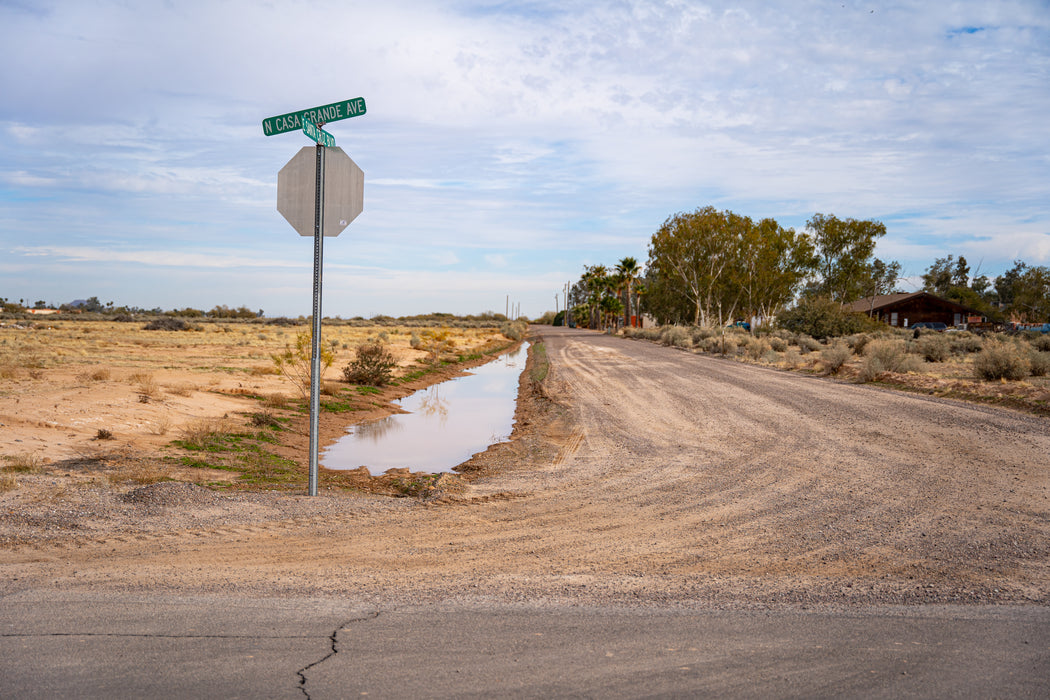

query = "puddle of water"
[{"left": 322, "top": 342, "right": 529, "bottom": 475}]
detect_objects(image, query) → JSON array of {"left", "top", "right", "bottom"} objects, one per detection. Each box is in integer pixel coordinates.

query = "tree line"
[{"left": 565, "top": 206, "right": 1050, "bottom": 329}]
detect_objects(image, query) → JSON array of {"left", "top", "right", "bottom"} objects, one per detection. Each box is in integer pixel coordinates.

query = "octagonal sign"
[{"left": 277, "top": 146, "right": 364, "bottom": 237}]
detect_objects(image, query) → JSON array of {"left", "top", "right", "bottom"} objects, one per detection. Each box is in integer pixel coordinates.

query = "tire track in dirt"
[{"left": 4, "top": 326, "right": 1048, "bottom": 607}]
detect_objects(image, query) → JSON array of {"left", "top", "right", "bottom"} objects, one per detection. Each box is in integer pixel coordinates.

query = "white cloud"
[{"left": 1, "top": 0, "right": 1049, "bottom": 316}]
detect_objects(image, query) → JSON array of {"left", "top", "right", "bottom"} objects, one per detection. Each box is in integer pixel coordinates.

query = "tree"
[
  {"left": 865, "top": 258, "right": 902, "bottom": 314},
  {"left": 1000, "top": 262, "right": 1050, "bottom": 322},
  {"left": 737, "top": 218, "right": 817, "bottom": 322},
  {"left": 616, "top": 256, "right": 642, "bottom": 328},
  {"left": 922, "top": 254, "right": 999, "bottom": 318},
  {"left": 646, "top": 207, "right": 749, "bottom": 326},
  {"left": 806, "top": 213, "right": 887, "bottom": 303}
]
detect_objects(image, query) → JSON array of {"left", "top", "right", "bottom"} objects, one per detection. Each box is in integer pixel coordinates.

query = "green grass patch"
[{"left": 529, "top": 341, "right": 549, "bottom": 383}]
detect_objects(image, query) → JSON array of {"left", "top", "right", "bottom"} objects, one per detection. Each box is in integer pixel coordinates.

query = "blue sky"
[{"left": 1, "top": 0, "right": 1048, "bottom": 318}]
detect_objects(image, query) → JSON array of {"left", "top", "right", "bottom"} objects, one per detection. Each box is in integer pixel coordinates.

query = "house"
[{"left": 844, "top": 291, "right": 985, "bottom": 329}]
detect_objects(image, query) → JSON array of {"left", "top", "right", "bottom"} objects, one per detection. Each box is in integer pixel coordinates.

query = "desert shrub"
[
  {"left": 973, "top": 341, "right": 1031, "bottom": 381},
  {"left": 500, "top": 320, "right": 527, "bottom": 341},
  {"left": 846, "top": 333, "right": 873, "bottom": 356},
  {"left": 271, "top": 330, "right": 335, "bottom": 398},
  {"left": 796, "top": 335, "right": 822, "bottom": 354},
  {"left": 767, "top": 336, "right": 788, "bottom": 353},
  {"left": 777, "top": 296, "right": 878, "bottom": 339},
  {"left": 783, "top": 348, "right": 802, "bottom": 368},
  {"left": 866, "top": 339, "right": 922, "bottom": 371},
  {"left": 747, "top": 337, "right": 771, "bottom": 360},
  {"left": 1029, "top": 351, "right": 1050, "bottom": 377},
  {"left": 950, "top": 332, "right": 985, "bottom": 354},
  {"left": 761, "top": 349, "right": 780, "bottom": 364},
  {"left": 820, "top": 342, "right": 851, "bottom": 374},
  {"left": 690, "top": 327, "right": 718, "bottom": 344},
  {"left": 3, "top": 453, "right": 46, "bottom": 473},
  {"left": 343, "top": 342, "right": 396, "bottom": 386},
  {"left": 1032, "top": 335, "right": 1050, "bottom": 352},
  {"left": 660, "top": 326, "right": 692, "bottom": 348},
  {"left": 409, "top": 331, "right": 422, "bottom": 348},
  {"left": 176, "top": 418, "right": 236, "bottom": 451},
  {"left": 916, "top": 334, "right": 951, "bottom": 362},
  {"left": 143, "top": 317, "right": 190, "bottom": 331}
]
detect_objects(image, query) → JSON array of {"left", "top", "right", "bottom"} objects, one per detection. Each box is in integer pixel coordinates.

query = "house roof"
[{"left": 844, "top": 291, "right": 982, "bottom": 316}]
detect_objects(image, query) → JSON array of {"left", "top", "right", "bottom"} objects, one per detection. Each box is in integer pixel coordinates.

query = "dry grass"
[
  {"left": 2, "top": 453, "right": 47, "bottom": 473},
  {"left": 0, "top": 472, "right": 17, "bottom": 492}
]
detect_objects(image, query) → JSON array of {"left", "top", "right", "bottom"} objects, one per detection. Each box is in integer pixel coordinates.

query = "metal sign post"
[
  {"left": 308, "top": 143, "right": 325, "bottom": 496},
  {"left": 266, "top": 99, "right": 366, "bottom": 496}
]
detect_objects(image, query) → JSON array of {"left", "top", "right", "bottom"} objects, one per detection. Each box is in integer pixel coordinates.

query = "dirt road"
[{"left": 2, "top": 326, "right": 1048, "bottom": 607}]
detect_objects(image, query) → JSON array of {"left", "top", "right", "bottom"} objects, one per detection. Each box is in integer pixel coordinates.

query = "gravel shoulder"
[{"left": 2, "top": 326, "right": 1048, "bottom": 609}]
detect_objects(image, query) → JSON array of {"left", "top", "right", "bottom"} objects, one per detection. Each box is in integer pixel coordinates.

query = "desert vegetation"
[
  {"left": 0, "top": 314, "right": 525, "bottom": 494},
  {"left": 622, "top": 322, "right": 1050, "bottom": 415}
]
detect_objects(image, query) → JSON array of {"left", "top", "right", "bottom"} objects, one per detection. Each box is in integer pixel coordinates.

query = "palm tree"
[{"left": 616, "top": 256, "right": 642, "bottom": 328}]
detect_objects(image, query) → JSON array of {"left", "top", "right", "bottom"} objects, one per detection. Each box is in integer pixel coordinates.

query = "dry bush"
[
  {"left": 165, "top": 383, "right": 195, "bottom": 397},
  {"left": 343, "top": 342, "right": 397, "bottom": 386},
  {"left": 864, "top": 339, "right": 922, "bottom": 374},
  {"left": 1033, "top": 335, "right": 1050, "bottom": 353},
  {"left": 950, "top": 332, "right": 985, "bottom": 354},
  {"left": 249, "top": 364, "right": 279, "bottom": 376},
  {"left": 76, "top": 367, "right": 111, "bottom": 382},
  {"left": 820, "top": 343, "right": 851, "bottom": 374},
  {"left": 3, "top": 453, "right": 46, "bottom": 473},
  {"left": 149, "top": 417, "right": 172, "bottom": 436},
  {"left": 137, "top": 376, "right": 160, "bottom": 400},
  {"left": 321, "top": 380, "right": 341, "bottom": 396},
  {"left": 659, "top": 326, "right": 692, "bottom": 348},
  {"left": 747, "top": 337, "right": 771, "bottom": 360},
  {"left": 1029, "top": 351, "right": 1050, "bottom": 377},
  {"left": 796, "top": 335, "right": 822, "bottom": 354},
  {"left": 783, "top": 348, "right": 802, "bottom": 368},
  {"left": 915, "top": 334, "right": 951, "bottom": 362},
  {"left": 271, "top": 330, "right": 335, "bottom": 398},
  {"left": 846, "top": 333, "right": 873, "bottom": 356},
  {"left": 690, "top": 327, "right": 718, "bottom": 344},
  {"left": 262, "top": 393, "right": 291, "bottom": 409},
  {"left": 178, "top": 418, "right": 237, "bottom": 451},
  {"left": 767, "top": 336, "right": 788, "bottom": 352},
  {"left": 974, "top": 341, "right": 1031, "bottom": 381},
  {"left": 0, "top": 472, "right": 16, "bottom": 492}
]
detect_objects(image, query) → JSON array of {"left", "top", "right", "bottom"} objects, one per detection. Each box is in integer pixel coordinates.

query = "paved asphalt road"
[{"left": 1, "top": 591, "right": 1048, "bottom": 698}]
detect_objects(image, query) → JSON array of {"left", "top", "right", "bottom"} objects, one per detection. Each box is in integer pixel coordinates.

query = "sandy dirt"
[{"left": 2, "top": 326, "right": 1048, "bottom": 609}]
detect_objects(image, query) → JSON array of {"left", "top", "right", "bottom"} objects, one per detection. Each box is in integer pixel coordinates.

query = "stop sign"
[{"left": 277, "top": 146, "right": 364, "bottom": 237}]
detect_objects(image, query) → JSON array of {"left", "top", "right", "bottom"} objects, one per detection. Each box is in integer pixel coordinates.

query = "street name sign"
[
  {"left": 302, "top": 118, "right": 336, "bottom": 148},
  {"left": 262, "top": 97, "right": 367, "bottom": 136},
  {"left": 277, "top": 146, "right": 363, "bottom": 237}
]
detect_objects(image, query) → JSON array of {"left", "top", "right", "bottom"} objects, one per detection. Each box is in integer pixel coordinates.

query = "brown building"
[{"left": 844, "top": 291, "right": 985, "bottom": 329}]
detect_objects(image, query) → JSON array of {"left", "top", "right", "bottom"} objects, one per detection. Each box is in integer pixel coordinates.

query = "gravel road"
[{"left": 2, "top": 326, "right": 1048, "bottom": 608}]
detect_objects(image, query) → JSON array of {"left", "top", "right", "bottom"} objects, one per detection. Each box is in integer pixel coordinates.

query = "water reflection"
[{"left": 323, "top": 342, "right": 528, "bottom": 475}]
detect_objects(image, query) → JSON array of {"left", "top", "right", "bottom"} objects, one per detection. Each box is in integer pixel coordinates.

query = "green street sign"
[
  {"left": 303, "top": 118, "right": 336, "bottom": 148},
  {"left": 262, "top": 97, "right": 367, "bottom": 136}
]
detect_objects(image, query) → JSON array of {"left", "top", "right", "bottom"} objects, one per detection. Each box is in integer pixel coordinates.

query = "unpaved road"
[{"left": 2, "top": 326, "right": 1049, "bottom": 607}]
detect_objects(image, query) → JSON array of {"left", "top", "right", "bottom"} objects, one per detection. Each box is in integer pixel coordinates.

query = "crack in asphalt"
[{"left": 297, "top": 612, "right": 380, "bottom": 700}]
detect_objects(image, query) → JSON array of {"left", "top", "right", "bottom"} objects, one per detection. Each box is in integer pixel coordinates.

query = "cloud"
[{"left": 1, "top": 0, "right": 1049, "bottom": 316}]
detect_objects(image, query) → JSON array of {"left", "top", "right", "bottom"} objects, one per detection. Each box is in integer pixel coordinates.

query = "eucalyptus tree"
[
  {"left": 646, "top": 206, "right": 749, "bottom": 326},
  {"left": 737, "top": 218, "right": 816, "bottom": 322},
  {"left": 806, "top": 213, "right": 887, "bottom": 303}
]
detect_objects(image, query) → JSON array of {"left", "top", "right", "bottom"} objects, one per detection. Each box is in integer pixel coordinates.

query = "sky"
[{"left": 1, "top": 0, "right": 1048, "bottom": 318}]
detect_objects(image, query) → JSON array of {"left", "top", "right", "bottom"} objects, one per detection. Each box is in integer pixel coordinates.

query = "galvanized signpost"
[{"left": 264, "top": 97, "right": 366, "bottom": 496}]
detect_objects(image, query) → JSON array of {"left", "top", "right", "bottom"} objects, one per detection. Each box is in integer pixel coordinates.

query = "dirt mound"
[{"left": 120, "top": 482, "right": 222, "bottom": 508}]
